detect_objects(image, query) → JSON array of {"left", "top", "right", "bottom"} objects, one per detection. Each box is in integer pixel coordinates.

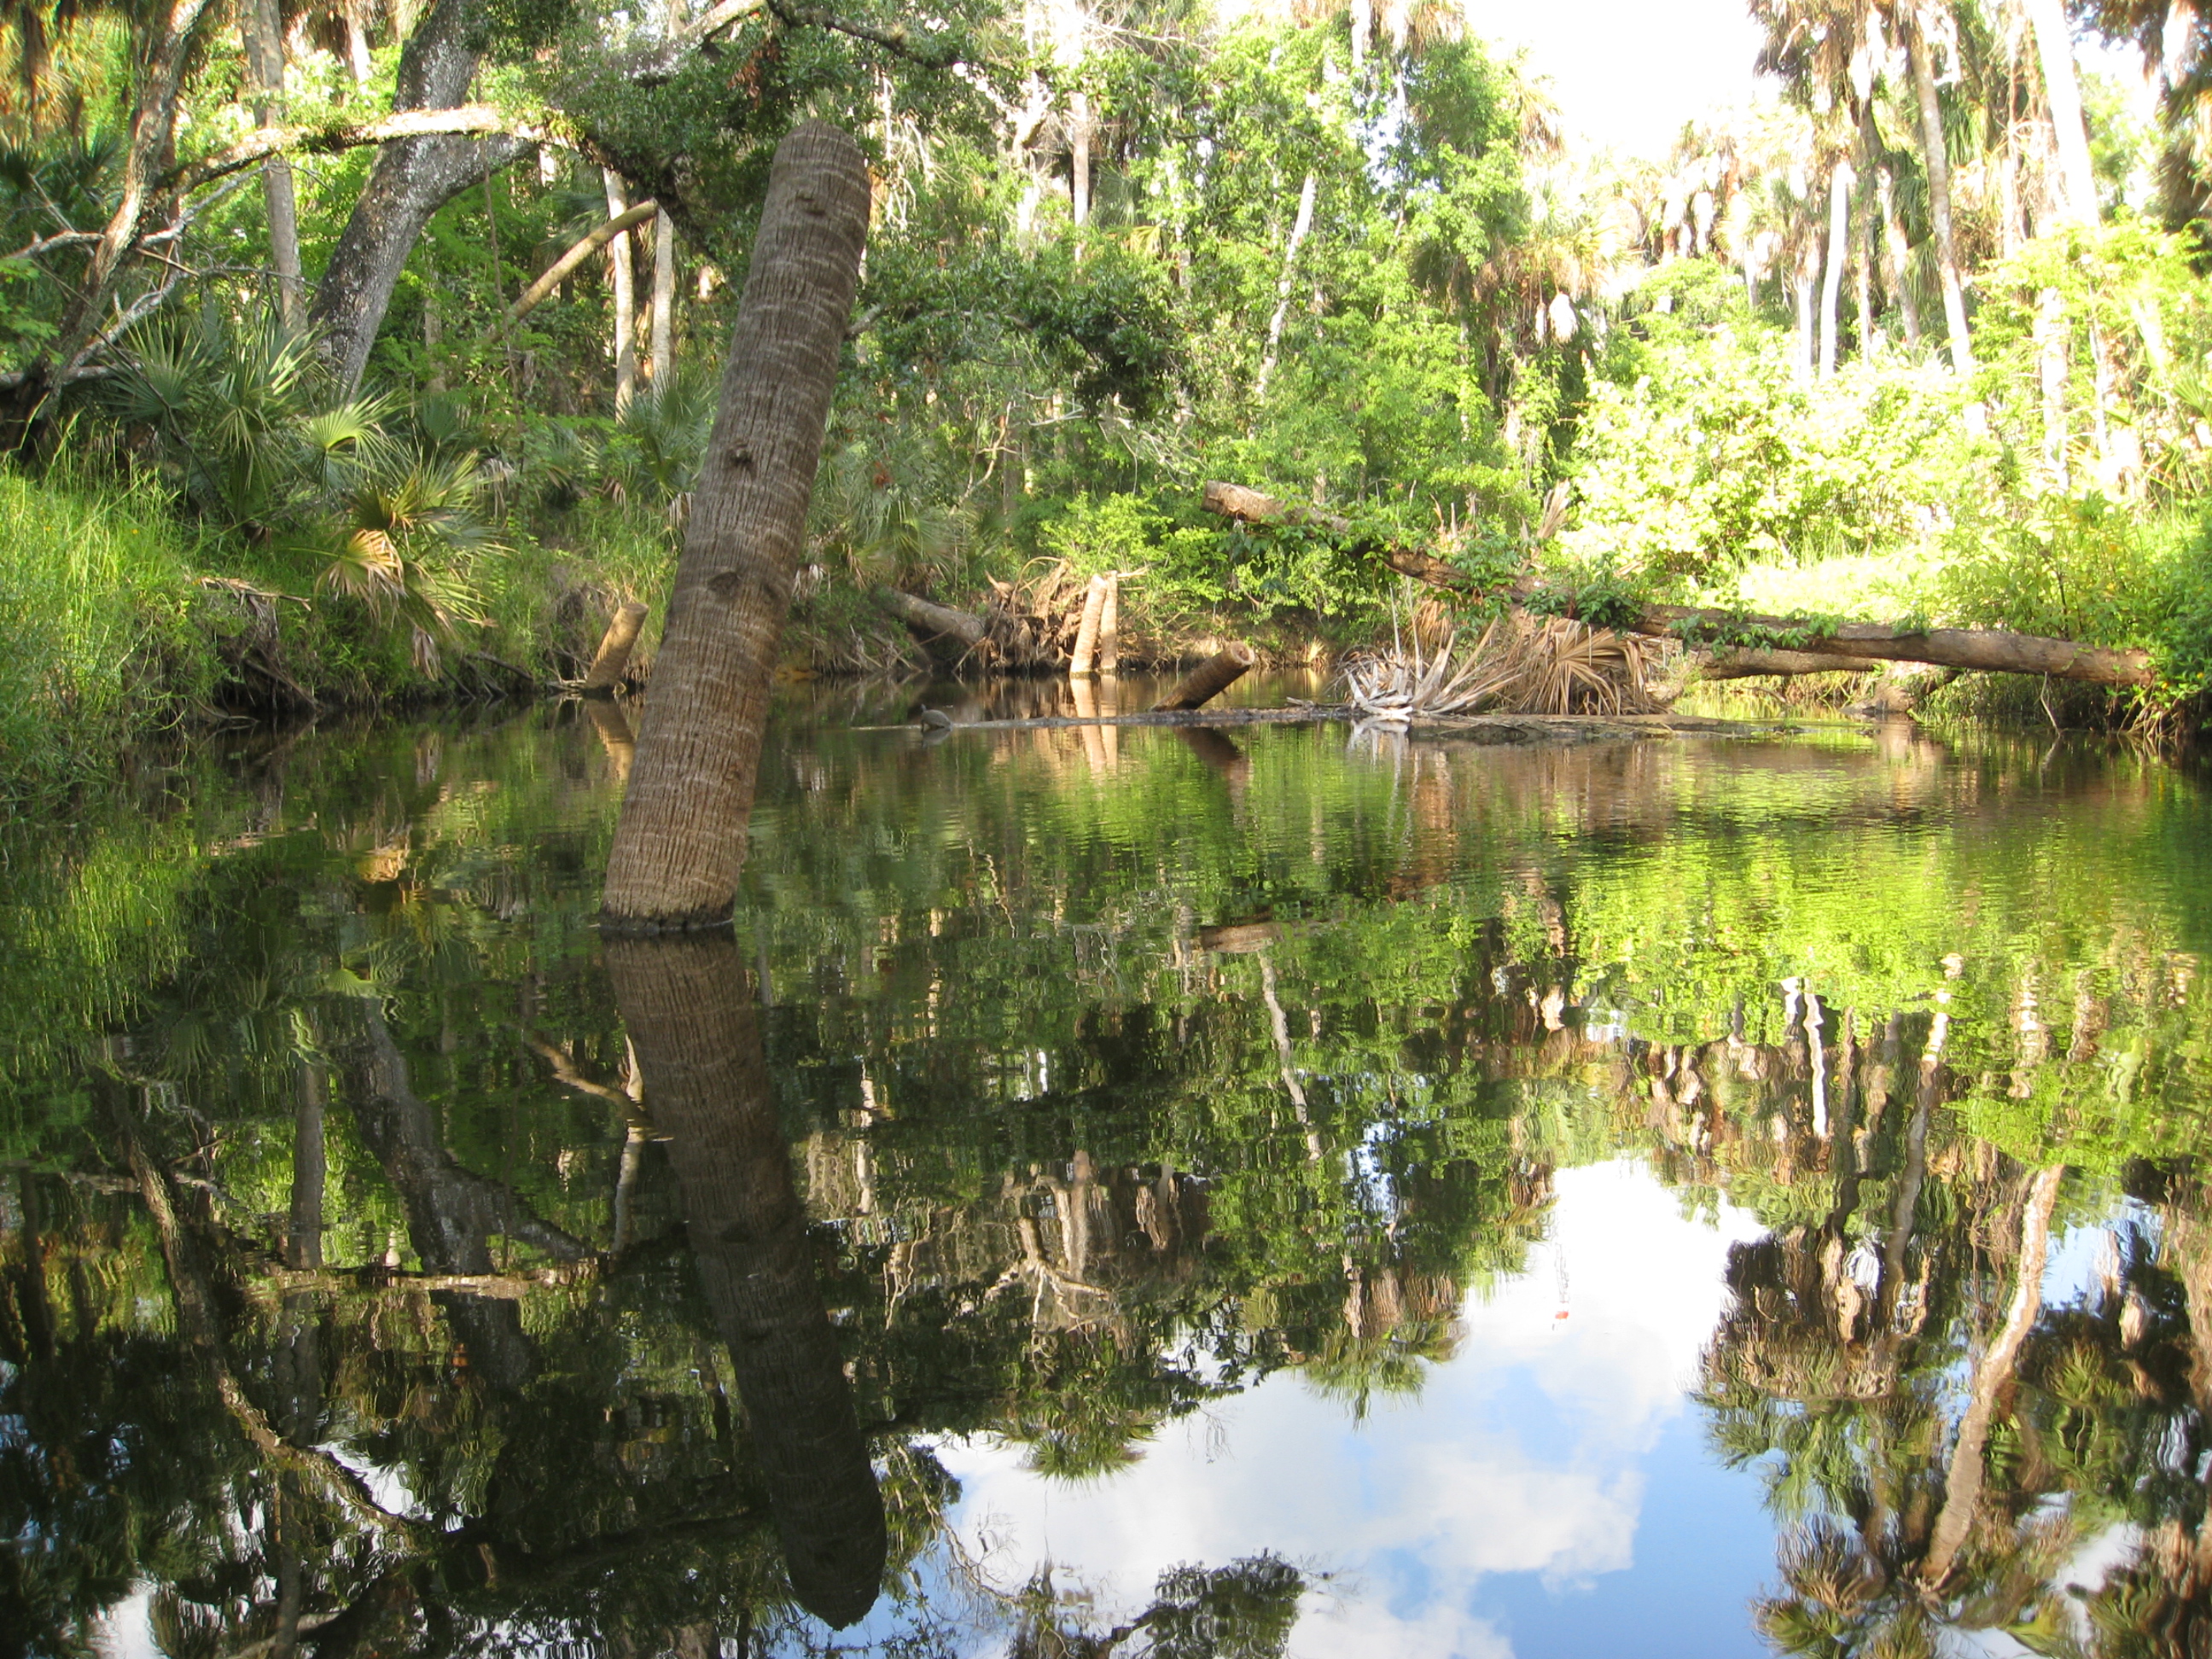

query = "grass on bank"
[{"left": 0, "top": 469, "right": 213, "bottom": 800}]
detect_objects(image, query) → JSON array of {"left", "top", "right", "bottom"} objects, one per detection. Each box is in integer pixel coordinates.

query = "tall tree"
[
  {"left": 2022, "top": 0, "right": 2099, "bottom": 224},
  {"left": 1904, "top": 0, "right": 1976, "bottom": 371},
  {"left": 600, "top": 120, "right": 871, "bottom": 928},
  {"left": 308, "top": 0, "right": 530, "bottom": 391},
  {"left": 242, "top": 0, "right": 303, "bottom": 328}
]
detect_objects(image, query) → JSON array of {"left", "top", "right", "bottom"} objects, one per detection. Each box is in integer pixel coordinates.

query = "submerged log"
[
  {"left": 580, "top": 600, "right": 649, "bottom": 692},
  {"left": 1201, "top": 480, "right": 2155, "bottom": 688},
  {"left": 876, "top": 586, "right": 986, "bottom": 649},
  {"left": 1155, "top": 642, "right": 1257, "bottom": 710}
]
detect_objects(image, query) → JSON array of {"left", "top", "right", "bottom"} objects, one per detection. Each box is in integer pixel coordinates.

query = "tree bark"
[
  {"left": 604, "top": 935, "right": 886, "bottom": 1627},
  {"left": 601, "top": 122, "right": 870, "bottom": 930},
  {"left": 1201, "top": 480, "right": 2155, "bottom": 685},
  {"left": 582, "top": 600, "right": 650, "bottom": 691},
  {"left": 1698, "top": 648, "right": 1884, "bottom": 679},
  {"left": 1098, "top": 572, "right": 1120, "bottom": 673},
  {"left": 308, "top": 0, "right": 531, "bottom": 393},
  {"left": 242, "top": 0, "right": 304, "bottom": 329},
  {"left": 1155, "top": 643, "right": 1257, "bottom": 710},
  {"left": 1906, "top": 2, "right": 1976, "bottom": 372},
  {"left": 603, "top": 170, "right": 641, "bottom": 411},
  {"left": 2023, "top": 0, "right": 2099, "bottom": 225},
  {"left": 650, "top": 207, "right": 678, "bottom": 381},
  {"left": 1819, "top": 158, "right": 1853, "bottom": 377}
]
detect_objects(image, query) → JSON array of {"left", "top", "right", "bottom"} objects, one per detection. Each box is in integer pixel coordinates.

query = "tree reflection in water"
[{"left": 0, "top": 701, "right": 2208, "bottom": 1655}]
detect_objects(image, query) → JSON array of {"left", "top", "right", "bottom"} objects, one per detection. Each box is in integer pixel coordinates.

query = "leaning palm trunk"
[{"left": 600, "top": 122, "right": 870, "bottom": 929}]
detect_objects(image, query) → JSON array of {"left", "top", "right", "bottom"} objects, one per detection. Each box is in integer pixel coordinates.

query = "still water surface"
[{"left": 3, "top": 682, "right": 2210, "bottom": 1657}]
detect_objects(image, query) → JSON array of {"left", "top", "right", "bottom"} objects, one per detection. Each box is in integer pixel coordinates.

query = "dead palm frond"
[{"left": 1342, "top": 609, "right": 1661, "bottom": 721}]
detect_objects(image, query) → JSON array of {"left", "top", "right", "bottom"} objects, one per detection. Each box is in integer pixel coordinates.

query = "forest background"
[{"left": 4, "top": 0, "right": 2212, "bottom": 797}]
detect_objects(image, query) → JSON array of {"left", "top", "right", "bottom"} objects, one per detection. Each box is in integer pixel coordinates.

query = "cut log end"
[{"left": 1155, "top": 642, "right": 1258, "bottom": 711}]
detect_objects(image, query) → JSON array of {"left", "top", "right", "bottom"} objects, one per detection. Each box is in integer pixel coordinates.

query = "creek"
[{"left": 3, "top": 680, "right": 2210, "bottom": 1657}]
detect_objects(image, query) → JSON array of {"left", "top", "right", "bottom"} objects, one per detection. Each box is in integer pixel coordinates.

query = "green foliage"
[{"left": 0, "top": 466, "right": 212, "bottom": 802}]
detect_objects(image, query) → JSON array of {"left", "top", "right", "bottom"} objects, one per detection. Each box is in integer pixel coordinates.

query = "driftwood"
[
  {"left": 580, "top": 600, "right": 649, "bottom": 692},
  {"left": 1155, "top": 642, "right": 1257, "bottom": 709},
  {"left": 1201, "top": 481, "right": 2154, "bottom": 688}
]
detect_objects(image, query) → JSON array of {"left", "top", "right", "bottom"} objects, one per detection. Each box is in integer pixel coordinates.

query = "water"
[{"left": 3, "top": 684, "right": 2210, "bottom": 1658}]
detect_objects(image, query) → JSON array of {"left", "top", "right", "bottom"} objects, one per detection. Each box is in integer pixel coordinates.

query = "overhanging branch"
[{"left": 160, "top": 106, "right": 549, "bottom": 198}]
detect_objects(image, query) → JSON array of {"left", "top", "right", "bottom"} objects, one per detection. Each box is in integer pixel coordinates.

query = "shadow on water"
[{"left": 0, "top": 696, "right": 2210, "bottom": 1655}]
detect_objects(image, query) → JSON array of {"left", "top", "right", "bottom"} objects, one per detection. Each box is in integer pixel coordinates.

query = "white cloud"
[{"left": 934, "top": 1161, "right": 1771, "bottom": 1656}]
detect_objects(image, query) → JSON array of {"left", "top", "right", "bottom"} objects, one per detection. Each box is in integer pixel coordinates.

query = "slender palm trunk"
[
  {"left": 1879, "top": 168, "right": 1923, "bottom": 346},
  {"left": 1907, "top": 3, "right": 1975, "bottom": 372},
  {"left": 1819, "top": 158, "right": 1854, "bottom": 376},
  {"left": 2023, "top": 0, "right": 2099, "bottom": 224},
  {"left": 1794, "top": 253, "right": 1817, "bottom": 383},
  {"left": 649, "top": 208, "right": 676, "bottom": 382},
  {"left": 603, "top": 170, "right": 640, "bottom": 410},
  {"left": 242, "top": 0, "right": 303, "bottom": 328},
  {"left": 1854, "top": 179, "right": 1877, "bottom": 353},
  {"left": 601, "top": 123, "right": 870, "bottom": 928}
]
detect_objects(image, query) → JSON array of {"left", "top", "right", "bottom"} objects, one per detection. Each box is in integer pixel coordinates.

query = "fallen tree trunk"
[
  {"left": 1155, "top": 642, "right": 1257, "bottom": 710},
  {"left": 876, "top": 587, "right": 986, "bottom": 648},
  {"left": 1701, "top": 648, "right": 1883, "bottom": 679},
  {"left": 1200, "top": 481, "right": 2155, "bottom": 688}
]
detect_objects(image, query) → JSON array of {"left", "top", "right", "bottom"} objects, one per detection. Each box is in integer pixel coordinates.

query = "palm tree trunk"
[
  {"left": 1819, "top": 158, "right": 1854, "bottom": 376},
  {"left": 602, "top": 170, "right": 640, "bottom": 411},
  {"left": 649, "top": 208, "right": 676, "bottom": 383},
  {"left": 2023, "top": 0, "right": 2099, "bottom": 224},
  {"left": 600, "top": 123, "right": 870, "bottom": 928},
  {"left": 1906, "top": 2, "right": 1975, "bottom": 372},
  {"left": 1879, "top": 168, "right": 1923, "bottom": 346},
  {"left": 1794, "top": 255, "right": 1817, "bottom": 383},
  {"left": 1921, "top": 1165, "right": 2066, "bottom": 1590},
  {"left": 242, "top": 0, "right": 303, "bottom": 329},
  {"left": 1854, "top": 179, "right": 1877, "bottom": 353}
]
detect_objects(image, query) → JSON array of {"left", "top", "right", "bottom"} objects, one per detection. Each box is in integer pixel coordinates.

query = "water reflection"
[
  {"left": 0, "top": 697, "right": 2208, "bottom": 1656},
  {"left": 605, "top": 936, "right": 886, "bottom": 1627}
]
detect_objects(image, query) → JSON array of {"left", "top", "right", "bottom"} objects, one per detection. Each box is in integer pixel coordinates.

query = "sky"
[{"left": 1458, "top": 0, "right": 1774, "bottom": 159}]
